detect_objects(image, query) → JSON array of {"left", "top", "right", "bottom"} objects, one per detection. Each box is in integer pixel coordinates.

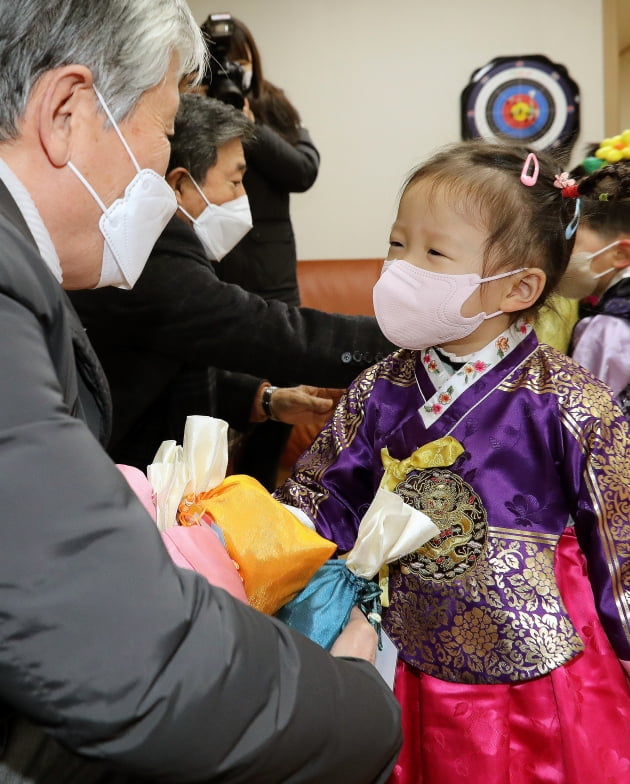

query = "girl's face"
[{"left": 388, "top": 180, "right": 509, "bottom": 321}]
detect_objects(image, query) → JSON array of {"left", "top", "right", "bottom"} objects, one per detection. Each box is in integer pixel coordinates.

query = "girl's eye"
[
  {"left": 389, "top": 240, "right": 403, "bottom": 248},
  {"left": 428, "top": 248, "right": 443, "bottom": 256}
]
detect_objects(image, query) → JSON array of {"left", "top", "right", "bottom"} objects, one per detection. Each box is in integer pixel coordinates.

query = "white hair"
[{"left": 0, "top": 0, "right": 207, "bottom": 139}]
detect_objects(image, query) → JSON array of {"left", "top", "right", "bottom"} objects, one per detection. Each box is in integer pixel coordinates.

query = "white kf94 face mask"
[
  {"left": 373, "top": 258, "right": 526, "bottom": 350},
  {"left": 177, "top": 174, "right": 253, "bottom": 261},
  {"left": 67, "top": 87, "right": 177, "bottom": 289},
  {"left": 556, "top": 240, "right": 622, "bottom": 300}
]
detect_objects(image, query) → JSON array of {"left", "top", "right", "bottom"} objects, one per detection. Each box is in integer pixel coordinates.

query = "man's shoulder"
[
  {"left": 153, "top": 215, "right": 210, "bottom": 265},
  {"left": 140, "top": 216, "right": 219, "bottom": 286}
]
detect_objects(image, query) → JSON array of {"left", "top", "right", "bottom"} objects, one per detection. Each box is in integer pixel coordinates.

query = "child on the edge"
[
  {"left": 558, "top": 160, "right": 630, "bottom": 420},
  {"left": 275, "top": 141, "right": 630, "bottom": 784}
]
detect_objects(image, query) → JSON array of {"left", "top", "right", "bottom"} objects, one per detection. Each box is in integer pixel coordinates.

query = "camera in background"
[{"left": 201, "top": 13, "right": 247, "bottom": 109}]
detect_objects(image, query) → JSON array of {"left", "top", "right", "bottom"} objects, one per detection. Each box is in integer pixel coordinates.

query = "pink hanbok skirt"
[{"left": 388, "top": 529, "right": 630, "bottom": 784}]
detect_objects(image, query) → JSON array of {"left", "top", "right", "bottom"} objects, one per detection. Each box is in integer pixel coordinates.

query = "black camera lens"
[
  {"left": 211, "top": 76, "right": 245, "bottom": 109},
  {"left": 201, "top": 13, "right": 246, "bottom": 109}
]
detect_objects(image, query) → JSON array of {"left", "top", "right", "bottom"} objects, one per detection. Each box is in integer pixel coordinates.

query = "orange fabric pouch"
[{"left": 182, "top": 474, "right": 335, "bottom": 614}]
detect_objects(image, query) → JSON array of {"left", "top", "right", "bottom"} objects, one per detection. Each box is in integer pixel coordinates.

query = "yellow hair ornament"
[{"left": 594, "top": 129, "right": 630, "bottom": 163}]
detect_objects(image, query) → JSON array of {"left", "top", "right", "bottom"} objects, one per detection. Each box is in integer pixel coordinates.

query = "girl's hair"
[
  {"left": 404, "top": 140, "right": 577, "bottom": 311},
  {"left": 225, "top": 16, "right": 302, "bottom": 144},
  {"left": 575, "top": 162, "right": 630, "bottom": 239}
]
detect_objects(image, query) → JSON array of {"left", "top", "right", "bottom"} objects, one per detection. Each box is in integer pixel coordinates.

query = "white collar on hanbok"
[
  {"left": 416, "top": 317, "right": 533, "bottom": 428},
  {"left": 604, "top": 265, "right": 630, "bottom": 290}
]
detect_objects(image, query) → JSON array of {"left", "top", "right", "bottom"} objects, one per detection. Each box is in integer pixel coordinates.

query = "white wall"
[{"left": 188, "top": 0, "right": 604, "bottom": 261}]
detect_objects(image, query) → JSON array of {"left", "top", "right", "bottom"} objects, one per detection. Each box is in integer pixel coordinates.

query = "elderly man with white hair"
[{"left": 0, "top": 1, "right": 402, "bottom": 782}]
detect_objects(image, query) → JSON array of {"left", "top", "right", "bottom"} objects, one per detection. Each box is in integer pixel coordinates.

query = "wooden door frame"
[{"left": 603, "top": 0, "right": 620, "bottom": 135}]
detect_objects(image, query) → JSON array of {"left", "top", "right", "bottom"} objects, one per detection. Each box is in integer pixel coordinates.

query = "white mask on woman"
[
  {"left": 67, "top": 88, "right": 177, "bottom": 289},
  {"left": 556, "top": 240, "right": 621, "bottom": 300},
  {"left": 241, "top": 67, "right": 253, "bottom": 93},
  {"left": 178, "top": 174, "right": 253, "bottom": 261},
  {"left": 373, "top": 258, "right": 526, "bottom": 349}
]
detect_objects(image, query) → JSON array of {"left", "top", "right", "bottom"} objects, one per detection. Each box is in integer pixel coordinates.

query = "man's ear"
[
  {"left": 613, "top": 238, "right": 630, "bottom": 268},
  {"left": 36, "top": 65, "right": 94, "bottom": 167},
  {"left": 500, "top": 268, "right": 547, "bottom": 313},
  {"left": 165, "top": 167, "right": 190, "bottom": 202}
]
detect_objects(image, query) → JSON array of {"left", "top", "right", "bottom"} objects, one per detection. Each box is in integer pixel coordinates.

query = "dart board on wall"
[{"left": 461, "top": 55, "right": 580, "bottom": 154}]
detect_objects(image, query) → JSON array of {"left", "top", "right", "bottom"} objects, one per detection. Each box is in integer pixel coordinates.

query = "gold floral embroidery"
[
  {"left": 499, "top": 343, "right": 630, "bottom": 645},
  {"left": 384, "top": 529, "right": 584, "bottom": 684},
  {"left": 275, "top": 350, "right": 416, "bottom": 521}
]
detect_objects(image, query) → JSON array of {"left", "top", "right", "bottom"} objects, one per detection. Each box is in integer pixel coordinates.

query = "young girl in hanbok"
[
  {"left": 275, "top": 141, "right": 630, "bottom": 784},
  {"left": 558, "top": 161, "right": 630, "bottom": 420}
]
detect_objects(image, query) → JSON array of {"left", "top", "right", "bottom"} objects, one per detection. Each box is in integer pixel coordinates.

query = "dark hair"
[
  {"left": 223, "top": 15, "right": 302, "bottom": 144},
  {"left": 568, "top": 142, "right": 600, "bottom": 179},
  {"left": 403, "top": 140, "right": 577, "bottom": 311},
  {"left": 168, "top": 93, "right": 254, "bottom": 182},
  {"left": 575, "top": 161, "right": 630, "bottom": 239}
]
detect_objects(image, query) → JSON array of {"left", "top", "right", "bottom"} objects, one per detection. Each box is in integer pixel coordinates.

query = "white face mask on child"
[
  {"left": 373, "top": 258, "right": 526, "bottom": 349},
  {"left": 67, "top": 88, "right": 177, "bottom": 289},
  {"left": 556, "top": 240, "right": 621, "bottom": 300},
  {"left": 178, "top": 175, "right": 253, "bottom": 261}
]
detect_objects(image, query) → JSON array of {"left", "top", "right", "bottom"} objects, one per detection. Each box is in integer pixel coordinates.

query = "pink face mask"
[{"left": 373, "top": 259, "right": 526, "bottom": 350}]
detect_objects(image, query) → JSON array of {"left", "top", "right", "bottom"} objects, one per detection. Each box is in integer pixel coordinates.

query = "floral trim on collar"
[{"left": 417, "top": 318, "right": 532, "bottom": 427}]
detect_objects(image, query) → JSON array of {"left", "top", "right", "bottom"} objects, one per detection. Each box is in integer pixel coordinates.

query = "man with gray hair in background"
[{"left": 0, "top": 1, "right": 402, "bottom": 782}]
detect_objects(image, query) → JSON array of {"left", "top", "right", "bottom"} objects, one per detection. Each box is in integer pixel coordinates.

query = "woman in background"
[
  {"left": 206, "top": 13, "right": 320, "bottom": 306},
  {"left": 203, "top": 14, "right": 322, "bottom": 489}
]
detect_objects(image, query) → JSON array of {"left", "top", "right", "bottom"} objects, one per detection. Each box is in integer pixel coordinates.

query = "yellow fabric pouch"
[{"left": 190, "top": 475, "right": 336, "bottom": 614}]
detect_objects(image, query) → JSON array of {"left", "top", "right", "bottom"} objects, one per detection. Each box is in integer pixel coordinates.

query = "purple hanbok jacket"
[{"left": 275, "top": 326, "right": 630, "bottom": 685}]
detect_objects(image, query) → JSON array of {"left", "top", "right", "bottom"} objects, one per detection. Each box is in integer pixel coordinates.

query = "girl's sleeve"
[
  {"left": 275, "top": 364, "right": 383, "bottom": 553},
  {"left": 566, "top": 374, "right": 630, "bottom": 661}
]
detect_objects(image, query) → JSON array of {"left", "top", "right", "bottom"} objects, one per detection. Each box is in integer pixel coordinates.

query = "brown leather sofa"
[
  {"left": 280, "top": 258, "right": 382, "bottom": 473},
  {"left": 296, "top": 257, "right": 383, "bottom": 315}
]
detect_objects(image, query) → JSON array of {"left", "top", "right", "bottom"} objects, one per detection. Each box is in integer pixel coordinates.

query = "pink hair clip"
[
  {"left": 554, "top": 172, "right": 576, "bottom": 189},
  {"left": 520, "top": 152, "right": 539, "bottom": 186}
]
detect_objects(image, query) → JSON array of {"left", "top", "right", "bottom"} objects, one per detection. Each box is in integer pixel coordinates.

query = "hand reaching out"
[{"left": 263, "top": 385, "right": 345, "bottom": 427}]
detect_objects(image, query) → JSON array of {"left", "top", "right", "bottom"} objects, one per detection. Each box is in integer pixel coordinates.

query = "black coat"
[
  {"left": 0, "top": 182, "right": 401, "bottom": 781},
  {"left": 70, "top": 215, "right": 393, "bottom": 468},
  {"left": 217, "top": 123, "right": 319, "bottom": 305}
]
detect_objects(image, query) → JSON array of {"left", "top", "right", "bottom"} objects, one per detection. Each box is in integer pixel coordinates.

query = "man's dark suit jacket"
[{"left": 70, "top": 215, "right": 393, "bottom": 468}]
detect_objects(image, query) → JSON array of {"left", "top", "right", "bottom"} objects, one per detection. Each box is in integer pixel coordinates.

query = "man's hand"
[
  {"left": 270, "top": 385, "right": 344, "bottom": 426},
  {"left": 251, "top": 384, "right": 345, "bottom": 426},
  {"left": 330, "top": 607, "right": 378, "bottom": 664}
]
